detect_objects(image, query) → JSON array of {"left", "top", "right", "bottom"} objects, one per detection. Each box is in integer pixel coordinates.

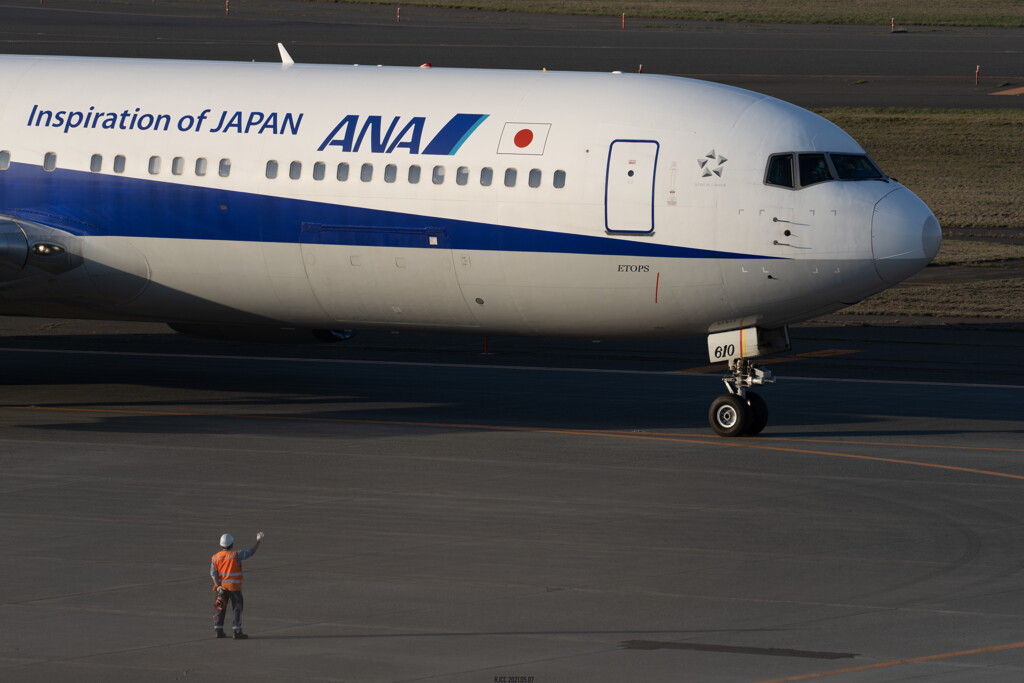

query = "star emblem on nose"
[{"left": 698, "top": 149, "right": 727, "bottom": 177}]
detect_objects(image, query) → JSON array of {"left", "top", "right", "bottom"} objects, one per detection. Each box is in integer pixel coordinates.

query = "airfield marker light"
[
  {"left": 975, "top": 65, "right": 981, "bottom": 85},
  {"left": 397, "top": 7, "right": 401, "bottom": 23},
  {"left": 225, "top": 1, "right": 229, "bottom": 17},
  {"left": 638, "top": 64, "right": 643, "bottom": 73},
  {"left": 891, "top": 17, "right": 894, "bottom": 33},
  {"left": 622, "top": 13, "right": 626, "bottom": 29}
]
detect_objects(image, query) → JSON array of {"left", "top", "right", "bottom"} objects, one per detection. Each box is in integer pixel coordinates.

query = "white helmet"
[{"left": 220, "top": 533, "right": 234, "bottom": 548}]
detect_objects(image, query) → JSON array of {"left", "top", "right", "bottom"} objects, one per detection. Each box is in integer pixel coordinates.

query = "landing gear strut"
[
  {"left": 708, "top": 358, "right": 774, "bottom": 437},
  {"left": 705, "top": 326, "right": 789, "bottom": 437}
]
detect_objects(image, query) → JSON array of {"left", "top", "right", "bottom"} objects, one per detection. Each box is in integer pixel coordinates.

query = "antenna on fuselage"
[{"left": 277, "top": 43, "right": 295, "bottom": 67}]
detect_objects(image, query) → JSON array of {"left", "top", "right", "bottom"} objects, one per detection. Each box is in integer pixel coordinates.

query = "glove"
[{"left": 256, "top": 531, "right": 265, "bottom": 542}]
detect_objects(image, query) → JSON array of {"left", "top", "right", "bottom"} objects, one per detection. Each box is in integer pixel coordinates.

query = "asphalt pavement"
[{"left": 0, "top": 0, "right": 1021, "bottom": 107}]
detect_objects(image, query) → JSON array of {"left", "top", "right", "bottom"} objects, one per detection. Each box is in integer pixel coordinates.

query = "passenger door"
[{"left": 604, "top": 140, "right": 659, "bottom": 234}]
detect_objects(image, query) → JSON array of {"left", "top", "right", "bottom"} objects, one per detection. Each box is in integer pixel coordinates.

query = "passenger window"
[
  {"left": 43, "top": 152, "right": 57, "bottom": 172},
  {"left": 219, "top": 159, "right": 231, "bottom": 177},
  {"left": 798, "top": 153, "right": 832, "bottom": 187},
  {"left": 480, "top": 167, "right": 493, "bottom": 186},
  {"left": 553, "top": 170, "right": 566, "bottom": 188},
  {"left": 266, "top": 160, "right": 279, "bottom": 179},
  {"left": 384, "top": 164, "right": 397, "bottom": 183},
  {"left": 195, "top": 157, "right": 208, "bottom": 176},
  {"left": 432, "top": 165, "right": 445, "bottom": 185},
  {"left": 90, "top": 154, "right": 102, "bottom": 173},
  {"left": 148, "top": 156, "right": 161, "bottom": 175},
  {"left": 360, "top": 163, "right": 373, "bottom": 182},
  {"left": 504, "top": 168, "right": 517, "bottom": 187},
  {"left": 313, "top": 161, "right": 325, "bottom": 181},
  {"left": 528, "top": 169, "right": 541, "bottom": 188},
  {"left": 831, "top": 154, "right": 884, "bottom": 180},
  {"left": 171, "top": 157, "right": 185, "bottom": 176},
  {"left": 408, "top": 165, "right": 421, "bottom": 184},
  {"left": 765, "top": 154, "right": 794, "bottom": 188},
  {"left": 114, "top": 155, "right": 126, "bottom": 174},
  {"left": 336, "top": 162, "right": 349, "bottom": 181},
  {"left": 456, "top": 166, "right": 469, "bottom": 186},
  {"left": 289, "top": 161, "right": 302, "bottom": 180},
  {"left": 0, "top": 150, "right": 9, "bottom": 170}
]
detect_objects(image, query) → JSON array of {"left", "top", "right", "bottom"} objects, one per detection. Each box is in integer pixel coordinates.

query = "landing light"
[{"left": 31, "top": 243, "right": 64, "bottom": 256}]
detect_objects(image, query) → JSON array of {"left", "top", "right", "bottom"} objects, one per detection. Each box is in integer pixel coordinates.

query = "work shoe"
[
  {"left": 233, "top": 631, "right": 248, "bottom": 639},
  {"left": 215, "top": 630, "right": 226, "bottom": 639}
]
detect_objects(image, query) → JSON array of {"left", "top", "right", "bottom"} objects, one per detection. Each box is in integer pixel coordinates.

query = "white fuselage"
[{"left": 0, "top": 55, "right": 940, "bottom": 338}]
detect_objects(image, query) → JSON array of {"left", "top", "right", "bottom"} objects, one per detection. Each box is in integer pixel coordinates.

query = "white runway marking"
[{"left": 1, "top": 346, "right": 1021, "bottom": 389}]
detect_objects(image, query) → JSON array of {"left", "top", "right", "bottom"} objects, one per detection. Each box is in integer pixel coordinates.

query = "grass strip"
[
  {"left": 840, "top": 279, "right": 1024, "bottom": 319},
  {"left": 815, "top": 108, "right": 1024, "bottom": 319},
  {"left": 816, "top": 108, "right": 1024, "bottom": 233},
  {"left": 301, "top": 0, "right": 1024, "bottom": 28}
]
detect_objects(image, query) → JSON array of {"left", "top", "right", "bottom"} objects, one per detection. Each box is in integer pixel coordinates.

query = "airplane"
[{"left": 0, "top": 48, "right": 941, "bottom": 437}]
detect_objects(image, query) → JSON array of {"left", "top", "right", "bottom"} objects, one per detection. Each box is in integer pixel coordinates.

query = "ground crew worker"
[{"left": 211, "top": 531, "right": 264, "bottom": 639}]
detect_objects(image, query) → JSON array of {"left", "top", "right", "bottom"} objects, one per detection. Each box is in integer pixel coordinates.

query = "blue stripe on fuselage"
[
  {"left": 422, "top": 114, "right": 489, "bottom": 156},
  {"left": 0, "top": 162, "right": 777, "bottom": 259}
]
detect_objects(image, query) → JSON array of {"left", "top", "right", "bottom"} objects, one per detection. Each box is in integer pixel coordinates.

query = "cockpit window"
[
  {"left": 765, "top": 154, "right": 794, "bottom": 188},
  {"left": 798, "top": 153, "right": 833, "bottom": 187},
  {"left": 766, "top": 151, "right": 888, "bottom": 189},
  {"left": 831, "top": 154, "right": 885, "bottom": 180}
]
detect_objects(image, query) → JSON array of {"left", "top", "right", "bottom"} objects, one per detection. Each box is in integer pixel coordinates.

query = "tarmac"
[
  {"left": 2, "top": 2, "right": 1024, "bottom": 681},
  {"left": 3, "top": 319, "right": 1024, "bottom": 682},
  {"left": 0, "top": 0, "right": 1021, "bottom": 108}
]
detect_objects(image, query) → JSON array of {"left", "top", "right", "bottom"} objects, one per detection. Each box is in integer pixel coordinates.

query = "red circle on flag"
[{"left": 513, "top": 129, "right": 534, "bottom": 148}]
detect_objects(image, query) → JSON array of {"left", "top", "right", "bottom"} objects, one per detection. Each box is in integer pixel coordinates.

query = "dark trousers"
[{"left": 214, "top": 590, "right": 244, "bottom": 632}]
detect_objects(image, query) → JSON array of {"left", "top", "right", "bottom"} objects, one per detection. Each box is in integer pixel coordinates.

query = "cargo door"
[{"left": 299, "top": 224, "right": 477, "bottom": 327}]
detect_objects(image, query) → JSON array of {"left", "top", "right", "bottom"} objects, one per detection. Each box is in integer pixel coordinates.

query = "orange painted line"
[
  {"left": 992, "top": 86, "right": 1024, "bottom": 96},
  {"left": 790, "top": 349, "right": 861, "bottom": 359},
  {"left": 612, "top": 431, "right": 1024, "bottom": 454},
  {"left": 756, "top": 640, "right": 1024, "bottom": 682},
  {"left": 775, "top": 436, "right": 1024, "bottom": 454},
  {"left": 692, "top": 440, "right": 1024, "bottom": 482},
  {"left": 677, "top": 364, "right": 726, "bottom": 374},
  {"left": 7, "top": 405, "right": 1024, "bottom": 482},
  {"left": 3, "top": 405, "right": 716, "bottom": 443},
  {"left": 3, "top": 405, "right": 577, "bottom": 435},
  {"left": 683, "top": 349, "right": 861, "bottom": 374}
]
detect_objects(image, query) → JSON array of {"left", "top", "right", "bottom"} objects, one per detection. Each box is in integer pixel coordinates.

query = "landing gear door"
[{"left": 605, "top": 140, "right": 659, "bottom": 234}]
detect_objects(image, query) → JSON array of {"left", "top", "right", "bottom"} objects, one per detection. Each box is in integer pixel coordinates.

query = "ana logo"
[
  {"left": 698, "top": 149, "right": 727, "bottom": 177},
  {"left": 318, "top": 113, "right": 488, "bottom": 155}
]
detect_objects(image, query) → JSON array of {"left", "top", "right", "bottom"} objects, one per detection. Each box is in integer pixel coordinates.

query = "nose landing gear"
[
  {"left": 709, "top": 358, "right": 773, "bottom": 437},
  {"left": 705, "top": 326, "right": 788, "bottom": 437},
  {"left": 708, "top": 359, "right": 773, "bottom": 437}
]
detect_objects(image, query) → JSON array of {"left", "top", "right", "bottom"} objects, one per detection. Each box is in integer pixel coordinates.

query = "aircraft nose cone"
[{"left": 872, "top": 188, "right": 942, "bottom": 285}]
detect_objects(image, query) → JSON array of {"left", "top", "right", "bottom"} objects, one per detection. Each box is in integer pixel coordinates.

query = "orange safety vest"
[{"left": 212, "top": 550, "right": 244, "bottom": 591}]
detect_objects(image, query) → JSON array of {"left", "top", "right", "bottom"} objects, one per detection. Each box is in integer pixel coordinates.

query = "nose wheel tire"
[
  {"left": 709, "top": 394, "right": 749, "bottom": 437},
  {"left": 708, "top": 392, "right": 769, "bottom": 437},
  {"left": 744, "top": 391, "right": 769, "bottom": 436}
]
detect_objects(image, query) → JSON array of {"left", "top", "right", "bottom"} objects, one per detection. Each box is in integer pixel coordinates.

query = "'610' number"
[{"left": 713, "top": 344, "right": 736, "bottom": 359}]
